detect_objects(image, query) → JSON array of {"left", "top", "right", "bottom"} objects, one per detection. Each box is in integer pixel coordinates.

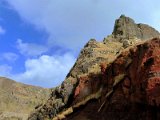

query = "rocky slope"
[
  {"left": 28, "top": 15, "right": 160, "bottom": 120},
  {"left": 65, "top": 38, "right": 160, "bottom": 120},
  {"left": 0, "top": 77, "right": 50, "bottom": 120}
]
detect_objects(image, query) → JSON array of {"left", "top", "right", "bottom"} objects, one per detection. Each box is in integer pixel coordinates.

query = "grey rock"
[{"left": 112, "top": 15, "right": 160, "bottom": 41}]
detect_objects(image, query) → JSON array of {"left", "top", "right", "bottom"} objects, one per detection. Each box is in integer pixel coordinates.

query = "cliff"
[
  {"left": 28, "top": 15, "right": 160, "bottom": 120},
  {"left": 65, "top": 38, "right": 160, "bottom": 120}
]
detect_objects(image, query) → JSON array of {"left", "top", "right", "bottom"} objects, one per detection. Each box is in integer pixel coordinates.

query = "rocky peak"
[
  {"left": 28, "top": 15, "right": 160, "bottom": 120},
  {"left": 112, "top": 15, "right": 160, "bottom": 40}
]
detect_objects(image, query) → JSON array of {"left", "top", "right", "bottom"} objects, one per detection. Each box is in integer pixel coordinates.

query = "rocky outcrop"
[
  {"left": 65, "top": 38, "right": 160, "bottom": 120},
  {"left": 112, "top": 15, "right": 160, "bottom": 40},
  {"left": 0, "top": 77, "right": 50, "bottom": 120},
  {"left": 104, "top": 15, "right": 160, "bottom": 48},
  {"left": 28, "top": 15, "right": 160, "bottom": 120},
  {"left": 28, "top": 39, "right": 123, "bottom": 120}
]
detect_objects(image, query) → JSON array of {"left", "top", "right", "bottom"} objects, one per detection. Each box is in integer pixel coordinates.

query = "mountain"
[
  {"left": 28, "top": 15, "right": 160, "bottom": 120},
  {"left": 0, "top": 77, "right": 50, "bottom": 120}
]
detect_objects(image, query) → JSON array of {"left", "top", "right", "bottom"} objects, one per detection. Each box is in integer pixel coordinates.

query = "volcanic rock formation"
[{"left": 28, "top": 15, "right": 160, "bottom": 120}]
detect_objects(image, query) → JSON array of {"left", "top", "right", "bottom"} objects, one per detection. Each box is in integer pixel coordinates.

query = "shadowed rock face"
[
  {"left": 66, "top": 38, "right": 160, "bottom": 120},
  {"left": 28, "top": 15, "right": 160, "bottom": 120},
  {"left": 104, "top": 38, "right": 160, "bottom": 120}
]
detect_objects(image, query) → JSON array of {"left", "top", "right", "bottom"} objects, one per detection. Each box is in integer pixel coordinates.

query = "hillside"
[
  {"left": 27, "top": 15, "right": 160, "bottom": 120},
  {"left": 0, "top": 77, "right": 50, "bottom": 120}
]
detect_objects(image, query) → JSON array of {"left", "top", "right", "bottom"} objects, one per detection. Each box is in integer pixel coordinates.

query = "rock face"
[
  {"left": 0, "top": 77, "right": 50, "bottom": 120},
  {"left": 66, "top": 38, "right": 160, "bottom": 120},
  {"left": 28, "top": 39, "right": 123, "bottom": 120},
  {"left": 28, "top": 15, "right": 160, "bottom": 120},
  {"left": 112, "top": 15, "right": 160, "bottom": 40}
]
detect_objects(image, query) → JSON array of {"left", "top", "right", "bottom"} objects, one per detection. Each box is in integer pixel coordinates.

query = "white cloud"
[
  {"left": 4, "top": 0, "right": 114, "bottom": 50},
  {"left": 11, "top": 53, "right": 76, "bottom": 88},
  {"left": 0, "top": 26, "right": 5, "bottom": 35},
  {"left": 1, "top": 52, "right": 19, "bottom": 62},
  {"left": 4, "top": 0, "right": 160, "bottom": 88},
  {"left": 17, "top": 39, "right": 48, "bottom": 56},
  {"left": 6, "top": 0, "right": 160, "bottom": 51}
]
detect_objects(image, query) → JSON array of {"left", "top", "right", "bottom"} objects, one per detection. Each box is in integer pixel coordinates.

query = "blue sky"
[{"left": 0, "top": 0, "right": 160, "bottom": 88}]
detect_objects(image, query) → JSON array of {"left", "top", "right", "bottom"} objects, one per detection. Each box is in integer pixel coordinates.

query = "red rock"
[{"left": 66, "top": 38, "right": 160, "bottom": 120}]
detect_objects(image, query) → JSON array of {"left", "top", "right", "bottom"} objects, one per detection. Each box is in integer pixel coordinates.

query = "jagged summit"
[
  {"left": 103, "top": 15, "right": 160, "bottom": 48},
  {"left": 28, "top": 15, "right": 160, "bottom": 120},
  {"left": 112, "top": 15, "right": 160, "bottom": 40}
]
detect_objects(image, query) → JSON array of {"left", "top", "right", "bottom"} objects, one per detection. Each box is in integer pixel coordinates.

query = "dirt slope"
[{"left": 0, "top": 77, "right": 50, "bottom": 120}]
